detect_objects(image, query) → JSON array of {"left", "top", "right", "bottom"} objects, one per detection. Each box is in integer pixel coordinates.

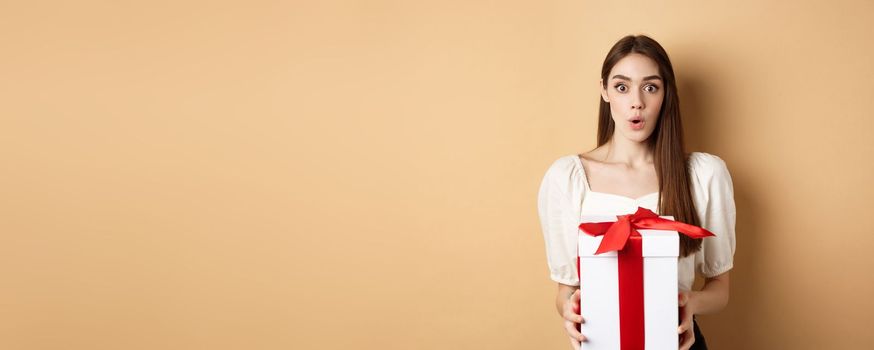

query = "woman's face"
[{"left": 600, "top": 53, "right": 665, "bottom": 143}]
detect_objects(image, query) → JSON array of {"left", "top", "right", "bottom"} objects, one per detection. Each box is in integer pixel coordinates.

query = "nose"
[{"left": 631, "top": 91, "right": 644, "bottom": 110}]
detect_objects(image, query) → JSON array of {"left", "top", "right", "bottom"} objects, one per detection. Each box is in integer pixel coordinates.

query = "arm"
[
  {"left": 678, "top": 271, "right": 730, "bottom": 350},
  {"left": 690, "top": 270, "right": 730, "bottom": 315},
  {"left": 679, "top": 154, "right": 736, "bottom": 349}
]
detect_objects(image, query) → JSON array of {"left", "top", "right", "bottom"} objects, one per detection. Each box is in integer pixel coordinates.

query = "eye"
[
  {"left": 644, "top": 84, "right": 660, "bottom": 93},
  {"left": 614, "top": 83, "right": 628, "bottom": 93}
]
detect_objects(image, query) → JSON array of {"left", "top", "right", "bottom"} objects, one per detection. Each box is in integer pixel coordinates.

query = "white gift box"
[{"left": 577, "top": 214, "right": 679, "bottom": 350}]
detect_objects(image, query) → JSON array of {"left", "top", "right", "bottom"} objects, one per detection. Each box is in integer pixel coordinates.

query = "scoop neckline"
[{"left": 573, "top": 154, "right": 659, "bottom": 202}]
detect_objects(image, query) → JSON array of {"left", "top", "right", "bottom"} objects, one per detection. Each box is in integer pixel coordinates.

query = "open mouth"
[{"left": 628, "top": 117, "right": 644, "bottom": 130}]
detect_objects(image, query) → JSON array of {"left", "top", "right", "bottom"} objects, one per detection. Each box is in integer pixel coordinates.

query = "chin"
[{"left": 621, "top": 131, "right": 652, "bottom": 143}]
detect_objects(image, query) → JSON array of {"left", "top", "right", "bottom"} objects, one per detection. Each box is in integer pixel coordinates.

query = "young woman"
[{"left": 537, "top": 35, "right": 736, "bottom": 350}]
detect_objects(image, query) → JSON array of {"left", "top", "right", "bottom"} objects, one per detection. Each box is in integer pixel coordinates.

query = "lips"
[{"left": 628, "top": 116, "right": 645, "bottom": 130}]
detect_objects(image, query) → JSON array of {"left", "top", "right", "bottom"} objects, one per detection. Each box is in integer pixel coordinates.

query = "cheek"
[
  {"left": 607, "top": 93, "right": 628, "bottom": 109},
  {"left": 608, "top": 101, "right": 624, "bottom": 119},
  {"left": 648, "top": 94, "right": 665, "bottom": 112}
]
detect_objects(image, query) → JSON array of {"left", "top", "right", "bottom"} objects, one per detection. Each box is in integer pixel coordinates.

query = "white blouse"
[{"left": 537, "top": 152, "right": 736, "bottom": 291}]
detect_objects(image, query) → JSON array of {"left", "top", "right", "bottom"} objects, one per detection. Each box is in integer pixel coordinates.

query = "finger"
[
  {"left": 562, "top": 306, "right": 585, "bottom": 324},
  {"left": 677, "top": 313, "right": 692, "bottom": 334},
  {"left": 568, "top": 336, "right": 581, "bottom": 350},
  {"left": 564, "top": 320, "right": 587, "bottom": 343},
  {"left": 564, "top": 292, "right": 584, "bottom": 324},
  {"left": 572, "top": 289, "right": 581, "bottom": 313},
  {"left": 677, "top": 319, "right": 691, "bottom": 334},
  {"left": 679, "top": 329, "right": 695, "bottom": 350},
  {"left": 564, "top": 320, "right": 583, "bottom": 339},
  {"left": 678, "top": 292, "right": 688, "bottom": 307}
]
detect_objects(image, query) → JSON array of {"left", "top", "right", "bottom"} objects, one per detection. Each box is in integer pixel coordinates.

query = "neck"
[{"left": 602, "top": 137, "right": 653, "bottom": 168}]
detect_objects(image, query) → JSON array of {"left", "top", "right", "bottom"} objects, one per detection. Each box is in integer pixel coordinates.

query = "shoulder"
[
  {"left": 688, "top": 152, "right": 734, "bottom": 201},
  {"left": 688, "top": 151, "right": 730, "bottom": 179},
  {"left": 539, "top": 154, "right": 585, "bottom": 196},
  {"left": 543, "top": 154, "right": 581, "bottom": 181}
]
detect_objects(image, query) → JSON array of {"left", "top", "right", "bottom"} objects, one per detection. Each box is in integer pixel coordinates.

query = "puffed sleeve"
[
  {"left": 537, "top": 157, "right": 580, "bottom": 286},
  {"left": 691, "top": 153, "right": 737, "bottom": 277}
]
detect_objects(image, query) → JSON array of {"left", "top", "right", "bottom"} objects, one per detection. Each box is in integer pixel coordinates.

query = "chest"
[{"left": 583, "top": 161, "right": 659, "bottom": 199}]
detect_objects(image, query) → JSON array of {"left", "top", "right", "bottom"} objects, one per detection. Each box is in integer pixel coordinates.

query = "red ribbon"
[{"left": 577, "top": 207, "right": 715, "bottom": 350}]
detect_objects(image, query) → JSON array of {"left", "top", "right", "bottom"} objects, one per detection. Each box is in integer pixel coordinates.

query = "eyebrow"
[{"left": 611, "top": 74, "right": 663, "bottom": 82}]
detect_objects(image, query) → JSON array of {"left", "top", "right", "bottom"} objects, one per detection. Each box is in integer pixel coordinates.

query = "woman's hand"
[
  {"left": 678, "top": 290, "right": 697, "bottom": 350},
  {"left": 561, "top": 289, "right": 586, "bottom": 349}
]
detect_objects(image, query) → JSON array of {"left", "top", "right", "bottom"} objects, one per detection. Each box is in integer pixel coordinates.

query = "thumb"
[{"left": 678, "top": 292, "right": 688, "bottom": 307}]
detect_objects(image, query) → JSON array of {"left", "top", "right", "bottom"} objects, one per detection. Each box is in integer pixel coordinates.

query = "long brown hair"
[{"left": 597, "top": 35, "right": 702, "bottom": 257}]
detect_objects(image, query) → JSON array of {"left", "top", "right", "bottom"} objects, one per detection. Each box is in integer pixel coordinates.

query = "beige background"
[{"left": 2, "top": 1, "right": 873, "bottom": 349}]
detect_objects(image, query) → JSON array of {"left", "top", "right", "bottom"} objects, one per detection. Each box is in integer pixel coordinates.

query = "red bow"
[{"left": 578, "top": 206, "right": 716, "bottom": 255}]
